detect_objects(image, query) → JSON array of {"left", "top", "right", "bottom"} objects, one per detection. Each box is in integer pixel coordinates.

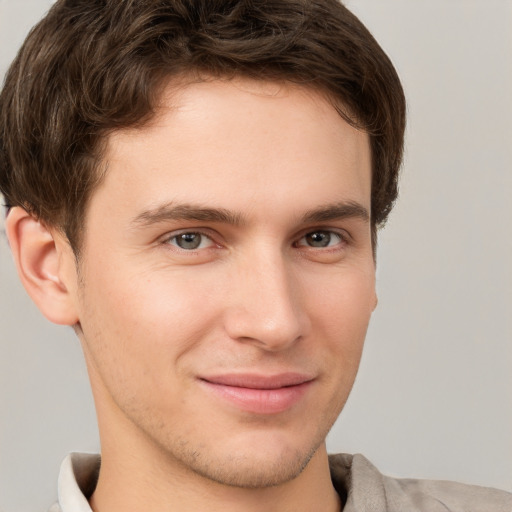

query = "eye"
[
  {"left": 295, "top": 230, "right": 344, "bottom": 248},
  {"left": 167, "top": 232, "right": 214, "bottom": 250}
]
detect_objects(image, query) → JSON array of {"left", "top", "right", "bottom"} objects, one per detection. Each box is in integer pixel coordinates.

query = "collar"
[{"left": 53, "top": 453, "right": 99, "bottom": 512}]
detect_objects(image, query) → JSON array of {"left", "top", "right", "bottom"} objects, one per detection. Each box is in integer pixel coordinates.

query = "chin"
[
  {"left": 159, "top": 427, "right": 325, "bottom": 489},
  {"left": 186, "top": 445, "right": 318, "bottom": 489}
]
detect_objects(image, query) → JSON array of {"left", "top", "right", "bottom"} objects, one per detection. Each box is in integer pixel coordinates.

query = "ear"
[{"left": 5, "top": 207, "right": 79, "bottom": 325}]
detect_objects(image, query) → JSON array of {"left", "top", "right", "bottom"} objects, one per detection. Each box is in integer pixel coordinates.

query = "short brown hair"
[{"left": 0, "top": 0, "right": 405, "bottom": 254}]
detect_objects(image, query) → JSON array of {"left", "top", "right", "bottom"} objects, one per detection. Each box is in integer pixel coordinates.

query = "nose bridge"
[{"left": 225, "top": 243, "right": 307, "bottom": 350}]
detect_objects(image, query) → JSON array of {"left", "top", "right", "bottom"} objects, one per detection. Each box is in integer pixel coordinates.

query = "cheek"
[
  {"left": 77, "top": 261, "right": 223, "bottom": 389},
  {"left": 306, "top": 264, "right": 375, "bottom": 333},
  {"left": 304, "top": 266, "right": 375, "bottom": 376}
]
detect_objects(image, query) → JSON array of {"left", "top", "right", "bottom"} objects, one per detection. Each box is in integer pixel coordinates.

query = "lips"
[{"left": 199, "top": 373, "right": 314, "bottom": 414}]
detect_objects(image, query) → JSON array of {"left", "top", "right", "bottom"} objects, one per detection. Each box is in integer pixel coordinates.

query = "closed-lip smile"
[{"left": 199, "top": 373, "right": 315, "bottom": 414}]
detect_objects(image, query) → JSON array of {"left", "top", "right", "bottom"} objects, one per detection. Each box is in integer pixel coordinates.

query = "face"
[{"left": 70, "top": 78, "right": 376, "bottom": 488}]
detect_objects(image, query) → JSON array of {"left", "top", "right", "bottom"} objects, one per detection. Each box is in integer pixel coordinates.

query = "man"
[{"left": 0, "top": 1, "right": 510, "bottom": 511}]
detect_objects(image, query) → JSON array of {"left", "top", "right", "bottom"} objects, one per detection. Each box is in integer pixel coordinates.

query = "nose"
[{"left": 223, "top": 250, "right": 310, "bottom": 352}]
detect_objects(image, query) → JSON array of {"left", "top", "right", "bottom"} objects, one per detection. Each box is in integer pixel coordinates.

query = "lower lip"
[{"left": 200, "top": 380, "right": 313, "bottom": 414}]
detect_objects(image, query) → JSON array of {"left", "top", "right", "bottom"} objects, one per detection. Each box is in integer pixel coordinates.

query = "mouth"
[{"left": 198, "top": 373, "right": 315, "bottom": 414}]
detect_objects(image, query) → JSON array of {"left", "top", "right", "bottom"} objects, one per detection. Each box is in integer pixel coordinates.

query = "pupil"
[
  {"left": 307, "top": 231, "right": 330, "bottom": 247},
  {"left": 177, "top": 233, "right": 201, "bottom": 249}
]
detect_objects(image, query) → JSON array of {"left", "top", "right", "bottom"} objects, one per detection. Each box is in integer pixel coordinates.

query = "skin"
[{"left": 7, "top": 78, "right": 376, "bottom": 512}]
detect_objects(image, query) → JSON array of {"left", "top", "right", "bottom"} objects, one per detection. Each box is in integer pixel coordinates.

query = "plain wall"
[{"left": 1, "top": 0, "right": 511, "bottom": 510}]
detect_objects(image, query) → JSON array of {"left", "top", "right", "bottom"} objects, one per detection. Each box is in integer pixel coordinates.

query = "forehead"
[{"left": 91, "top": 77, "right": 371, "bottom": 226}]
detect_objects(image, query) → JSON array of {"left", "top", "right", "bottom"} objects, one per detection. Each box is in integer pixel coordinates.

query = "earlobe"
[{"left": 5, "top": 207, "right": 79, "bottom": 325}]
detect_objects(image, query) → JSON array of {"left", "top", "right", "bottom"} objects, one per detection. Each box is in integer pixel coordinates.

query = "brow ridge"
[
  {"left": 301, "top": 201, "right": 370, "bottom": 224},
  {"left": 131, "top": 200, "right": 369, "bottom": 229},
  {"left": 131, "top": 202, "right": 245, "bottom": 227}
]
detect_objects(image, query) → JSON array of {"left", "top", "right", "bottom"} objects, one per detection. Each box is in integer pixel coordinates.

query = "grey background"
[{"left": 1, "top": 0, "right": 511, "bottom": 510}]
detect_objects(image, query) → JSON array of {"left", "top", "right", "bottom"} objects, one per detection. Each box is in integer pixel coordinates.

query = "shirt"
[{"left": 49, "top": 452, "right": 512, "bottom": 511}]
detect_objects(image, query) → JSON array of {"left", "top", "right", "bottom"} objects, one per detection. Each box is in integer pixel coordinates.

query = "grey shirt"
[{"left": 49, "top": 452, "right": 512, "bottom": 512}]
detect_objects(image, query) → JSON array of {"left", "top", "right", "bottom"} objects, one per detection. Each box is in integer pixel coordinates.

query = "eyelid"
[
  {"left": 294, "top": 227, "right": 351, "bottom": 247},
  {"left": 161, "top": 228, "right": 219, "bottom": 250},
  {"left": 157, "top": 226, "right": 351, "bottom": 252}
]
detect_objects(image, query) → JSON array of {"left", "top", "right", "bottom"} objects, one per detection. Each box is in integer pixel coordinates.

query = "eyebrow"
[
  {"left": 131, "top": 203, "right": 246, "bottom": 227},
  {"left": 301, "top": 201, "right": 370, "bottom": 224},
  {"left": 130, "top": 200, "right": 369, "bottom": 229}
]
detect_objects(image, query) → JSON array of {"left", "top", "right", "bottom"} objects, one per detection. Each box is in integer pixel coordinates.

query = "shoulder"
[{"left": 329, "top": 453, "right": 512, "bottom": 512}]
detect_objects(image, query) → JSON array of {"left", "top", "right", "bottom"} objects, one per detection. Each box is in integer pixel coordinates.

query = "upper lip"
[{"left": 200, "top": 373, "right": 315, "bottom": 390}]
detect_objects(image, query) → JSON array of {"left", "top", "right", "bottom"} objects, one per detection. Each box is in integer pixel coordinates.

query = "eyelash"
[
  {"left": 162, "top": 228, "right": 350, "bottom": 253},
  {"left": 164, "top": 231, "right": 214, "bottom": 251},
  {"left": 294, "top": 230, "right": 348, "bottom": 250}
]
